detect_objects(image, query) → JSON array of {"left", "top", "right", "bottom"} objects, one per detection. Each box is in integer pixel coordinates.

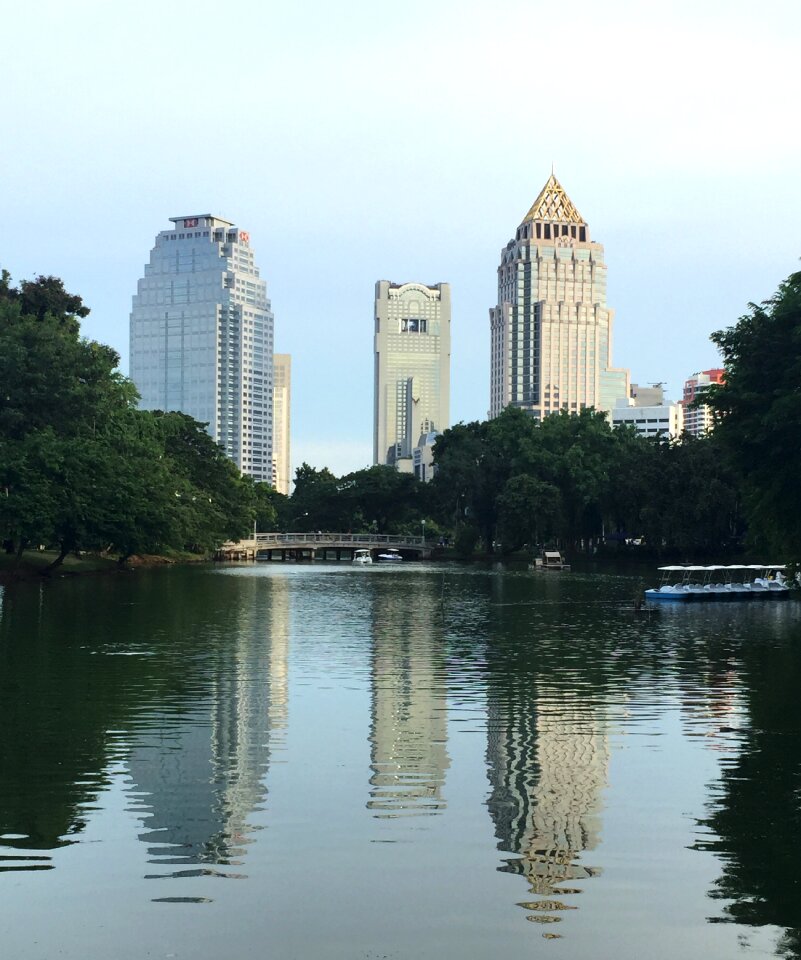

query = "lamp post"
[{"left": 291, "top": 512, "right": 309, "bottom": 531}]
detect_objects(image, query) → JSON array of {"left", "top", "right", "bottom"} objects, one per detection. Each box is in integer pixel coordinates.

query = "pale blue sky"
[{"left": 2, "top": 0, "right": 799, "bottom": 475}]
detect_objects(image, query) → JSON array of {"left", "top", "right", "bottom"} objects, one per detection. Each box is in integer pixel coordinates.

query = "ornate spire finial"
[{"left": 522, "top": 172, "right": 585, "bottom": 225}]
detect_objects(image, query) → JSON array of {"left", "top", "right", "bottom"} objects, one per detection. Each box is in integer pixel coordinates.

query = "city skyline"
[{"left": 3, "top": 0, "right": 799, "bottom": 476}]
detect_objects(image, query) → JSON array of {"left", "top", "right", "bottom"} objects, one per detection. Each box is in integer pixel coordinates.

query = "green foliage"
[
  {"left": 454, "top": 523, "right": 480, "bottom": 558},
  {"left": 285, "top": 462, "right": 426, "bottom": 534},
  {"left": 0, "top": 269, "right": 256, "bottom": 568},
  {"left": 289, "top": 464, "right": 347, "bottom": 530},
  {"left": 430, "top": 405, "right": 744, "bottom": 558},
  {"left": 338, "top": 465, "right": 420, "bottom": 533},
  {"left": 707, "top": 271, "right": 801, "bottom": 559},
  {"left": 252, "top": 482, "right": 286, "bottom": 532}
]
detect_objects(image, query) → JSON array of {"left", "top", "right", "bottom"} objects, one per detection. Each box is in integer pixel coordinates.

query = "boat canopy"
[{"left": 657, "top": 563, "right": 786, "bottom": 572}]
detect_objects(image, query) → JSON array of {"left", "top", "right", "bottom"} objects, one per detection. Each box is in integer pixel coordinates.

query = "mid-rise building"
[
  {"left": 130, "top": 215, "right": 274, "bottom": 482},
  {"left": 272, "top": 354, "right": 291, "bottom": 494},
  {"left": 610, "top": 383, "right": 683, "bottom": 438},
  {"left": 681, "top": 368, "right": 724, "bottom": 436},
  {"left": 374, "top": 281, "right": 451, "bottom": 469},
  {"left": 489, "top": 173, "right": 629, "bottom": 419},
  {"left": 611, "top": 398, "right": 683, "bottom": 438},
  {"left": 412, "top": 430, "right": 438, "bottom": 483}
]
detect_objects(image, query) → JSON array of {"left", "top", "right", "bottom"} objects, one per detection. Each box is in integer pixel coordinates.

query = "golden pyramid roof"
[{"left": 522, "top": 173, "right": 585, "bottom": 225}]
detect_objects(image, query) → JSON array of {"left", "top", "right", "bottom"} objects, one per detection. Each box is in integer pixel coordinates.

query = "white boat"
[
  {"left": 352, "top": 549, "right": 373, "bottom": 565},
  {"left": 376, "top": 548, "right": 403, "bottom": 563},
  {"left": 533, "top": 551, "right": 570, "bottom": 571},
  {"left": 644, "top": 564, "right": 790, "bottom": 602}
]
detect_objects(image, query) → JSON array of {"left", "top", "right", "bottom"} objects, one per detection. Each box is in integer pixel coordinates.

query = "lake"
[{"left": 1, "top": 562, "right": 800, "bottom": 959}]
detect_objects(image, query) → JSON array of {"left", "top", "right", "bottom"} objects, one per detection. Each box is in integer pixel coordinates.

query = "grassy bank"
[{"left": 0, "top": 550, "right": 206, "bottom": 585}]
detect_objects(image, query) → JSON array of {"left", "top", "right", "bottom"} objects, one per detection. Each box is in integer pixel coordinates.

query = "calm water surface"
[{"left": 1, "top": 563, "right": 800, "bottom": 959}]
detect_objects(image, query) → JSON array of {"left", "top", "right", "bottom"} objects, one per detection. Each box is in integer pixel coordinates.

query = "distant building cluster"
[
  {"left": 370, "top": 173, "right": 723, "bottom": 483},
  {"left": 127, "top": 181, "right": 723, "bottom": 493}
]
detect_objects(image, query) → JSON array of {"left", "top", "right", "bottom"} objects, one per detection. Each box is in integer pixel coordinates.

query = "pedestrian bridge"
[{"left": 215, "top": 532, "right": 430, "bottom": 561}]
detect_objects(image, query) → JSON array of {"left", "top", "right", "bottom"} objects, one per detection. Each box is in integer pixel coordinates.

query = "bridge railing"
[{"left": 253, "top": 532, "right": 425, "bottom": 547}]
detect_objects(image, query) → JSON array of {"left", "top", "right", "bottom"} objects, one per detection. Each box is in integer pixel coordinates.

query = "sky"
[{"left": 2, "top": 0, "right": 799, "bottom": 476}]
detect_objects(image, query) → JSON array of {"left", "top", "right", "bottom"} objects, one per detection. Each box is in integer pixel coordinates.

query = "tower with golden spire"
[{"left": 489, "top": 173, "right": 629, "bottom": 419}]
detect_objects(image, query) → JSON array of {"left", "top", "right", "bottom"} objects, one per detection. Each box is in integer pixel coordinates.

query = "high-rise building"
[
  {"left": 374, "top": 281, "right": 451, "bottom": 469},
  {"left": 681, "top": 368, "right": 724, "bottom": 436},
  {"left": 489, "top": 173, "right": 629, "bottom": 420},
  {"left": 272, "top": 354, "right": 291, "bottom": 494},
  {"left": 130, "top": 215, "right": 274, "bottom": 482}
]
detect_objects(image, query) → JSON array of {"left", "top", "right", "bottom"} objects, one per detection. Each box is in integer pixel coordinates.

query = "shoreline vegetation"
[
  {"left": 2, "top": 267, "right": 799, "bottom": 571},
  {"left": 0, "top": 549, "right": 206, "bottom": 586}
]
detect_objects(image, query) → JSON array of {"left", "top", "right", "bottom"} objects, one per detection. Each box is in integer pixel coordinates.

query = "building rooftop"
[
  {"left": 168, "top": 215, "right": 234, "bottom": 227},
  {"left": 522, "top": 173, "right": 585, "bottom": 225}
]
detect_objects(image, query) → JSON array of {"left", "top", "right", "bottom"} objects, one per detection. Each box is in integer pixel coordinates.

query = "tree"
[
  {"left": 706, "top": 270, "right": 801, "bottom": 559},
  {"left": 339, "top": 465, "right": 421, "bottom": 534},
  {"left": 0, "top": 269, "right": 257, "bottom": 568},
  {"left": 288, "top": 464, "right": 345, "bottom": 530},
  {"left": 496, "top": 475, "right": 561, "bottom": 553},
  {"left": 252, "top": 483, "right": 286, "bottom": 532}
]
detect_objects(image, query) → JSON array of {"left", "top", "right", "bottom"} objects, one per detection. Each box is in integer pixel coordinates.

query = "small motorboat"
[
  {"left": 376, "top": 548, "right": 403, "bottom": 563},
  {"left": 352, "top": 549, "right": 373, "bottom": 565}
]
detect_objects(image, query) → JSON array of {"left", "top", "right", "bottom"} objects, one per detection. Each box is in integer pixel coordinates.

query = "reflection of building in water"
[
  {"left": 127, "top": 576, "right": 290, "bottom": 868},
  {"left": 368, "top": 586, "right": 449, "bottom": 817},
  {"left": 486, "top": 684, "right": 608, "bottom": 918}
]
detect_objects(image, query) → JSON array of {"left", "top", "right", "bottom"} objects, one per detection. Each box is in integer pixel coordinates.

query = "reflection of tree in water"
[
  {"left": 368, "top": 576, "right": 449, "bottom": 817},
  {"left": 0, "top": 575, "right": 216, "bottom": 862},
  {"left": 697, "top": 644, "right": 801, "bottom": 958},
  {"left": 0, "top": 570, "right": 289, "bottom": 880}
]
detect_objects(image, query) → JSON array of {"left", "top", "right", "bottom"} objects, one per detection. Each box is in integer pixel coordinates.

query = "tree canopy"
[
  {"left": 705, "top": 270, "right": 801, "bottom": 559},
  {"left": 429, "top": 406, "right": 744, "bottom": 557},
  {"left": 0, "top": 270, "right": 256, "bottom": 569}
]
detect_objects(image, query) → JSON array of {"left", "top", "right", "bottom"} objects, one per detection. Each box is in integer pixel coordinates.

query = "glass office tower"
[{"left": 130, "top": 215, "right": 274, "bottom": 481}]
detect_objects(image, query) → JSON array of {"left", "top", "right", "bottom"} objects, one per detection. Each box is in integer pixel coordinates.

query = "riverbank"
[{"left": 0, "top": 550, "right": 204, "bottom": 585}]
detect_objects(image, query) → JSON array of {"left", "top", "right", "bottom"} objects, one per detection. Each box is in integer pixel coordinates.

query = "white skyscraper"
[
  {"left": 374, "top": 281, "right": 451, "bottom": 469},
  {"left": 130, "top": 215, "right": 274, "bottom": 482},
  {"left": 489, "top": 174, "right": 629, "bottom": 420}
]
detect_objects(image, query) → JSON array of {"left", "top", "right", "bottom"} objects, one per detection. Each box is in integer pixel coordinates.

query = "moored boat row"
[{"left": 645, "top": 564, "right": 791, "bottom": 602}]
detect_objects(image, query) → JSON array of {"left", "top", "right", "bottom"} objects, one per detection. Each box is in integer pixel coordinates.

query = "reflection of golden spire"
[
  {"left": 522, "top": 173, "right": 585, "bottom": 225},
  {"left": 517, "top": 695, "right": 607, "bottom": 925}
]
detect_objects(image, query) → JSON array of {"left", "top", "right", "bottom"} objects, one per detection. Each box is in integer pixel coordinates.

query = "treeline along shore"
[{"left": 2, "top": 268, "right": 799, "bottom": 579}]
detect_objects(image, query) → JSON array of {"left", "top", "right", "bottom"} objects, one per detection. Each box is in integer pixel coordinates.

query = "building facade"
[
  {"left": 681, "top": 368, "right": 724, "bottom": 436},
  {"left": 611, "top": 399, "right": 683, "bottom": 438},
  {"left": 130, "top": 215, "right": 274, "bottom": 482},
  {"left": 374, "top": 281, "right": 451, "bottom": 468},
  {"left": 412, "top": 430, "right": 438, "bottom": 483},
  {"left": 489, "top": 173, "right": 629, "bottom": 420},
  {"left": 272, "top": 354, "right": 291, "bottom": 494}
]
